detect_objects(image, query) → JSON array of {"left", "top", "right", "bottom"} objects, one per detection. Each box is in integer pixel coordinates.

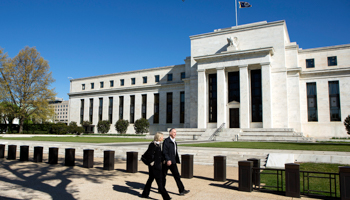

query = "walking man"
[{"left": 162, "top": 128, "right": 190, "bottom": 196}]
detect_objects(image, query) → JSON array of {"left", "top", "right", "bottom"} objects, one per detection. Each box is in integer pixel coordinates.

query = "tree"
[
  {"left": 0, "top": 46, "right": 56, "bottom": 133},
  {"left": 345, "top": 115, "right": 350, "bottom": 135},
  {"left": 97, "top": 120, "right": 111, "bottom": 134},
  {"left": 115, "top": 119, "right": 129, "bottom": 134},
  {"left": 134, "top": 118, "right": 150, "bottom": 134}
]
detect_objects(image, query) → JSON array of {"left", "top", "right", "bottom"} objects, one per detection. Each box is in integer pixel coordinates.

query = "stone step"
[
  {"left": 241, "top": 128, "right": 295, "bottom": 132},
  {"left": 172, "top": 128, "right": 207, "bottom": 132},
  {"left": 239, "top": 132, "right": 303, "bottom": 136}
]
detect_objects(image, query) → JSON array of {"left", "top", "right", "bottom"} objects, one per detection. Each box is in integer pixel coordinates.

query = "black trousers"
[
  {"left": 162, "top": 163, "right": 185, "bottom": 193},
  {"left": 142, "top": 165, "right": 171, "bottom": 200}
]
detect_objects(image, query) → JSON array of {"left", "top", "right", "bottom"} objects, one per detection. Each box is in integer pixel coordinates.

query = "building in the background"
[
  {"left": 68, "top": 20, "right": 350, "bottom": 138},
  {"left": 49, "top": 97, "right": 69, "bottom": 124}
]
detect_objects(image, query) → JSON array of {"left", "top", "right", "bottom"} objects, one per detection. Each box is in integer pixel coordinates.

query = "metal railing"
[
  {"left": 208, "top": 123, "right": 225, "bottom": 141},
  {"left": 301, "top": 171, "right": 338, "bottom": 198},
  {"left": 253, "top": 167, "right": 284, "bottom": 192}
]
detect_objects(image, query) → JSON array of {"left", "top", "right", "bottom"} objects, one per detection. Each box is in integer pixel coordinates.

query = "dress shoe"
[{"left": 179, "top": 190, "right": 190, "bottom": 195}]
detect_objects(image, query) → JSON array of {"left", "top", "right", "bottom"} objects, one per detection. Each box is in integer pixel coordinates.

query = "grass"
[
  {"left": 260, "top": 163, "right": 350, "bottom": 197},
  {"left": 0, "top": 136, "right": 152, "bottom": 143},
  {"left": 180, "top": 141, "right": 350, "bottom": 152}
]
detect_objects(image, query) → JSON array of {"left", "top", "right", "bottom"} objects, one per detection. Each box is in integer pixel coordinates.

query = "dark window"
[
  {"left": 108, "top": 97, "right": 113, "bottom": 124},
  {"left": 155, "top": 75, "right": 160, "bottom": 83},
  {"left": 89, "top": 98, "right": 93, "bottom": 123},
  {"left": 91, "top": 83, "right": 94, "bottom": 89},
  {"left": 208, "top": 74, "right": 217, "bottom": 122},
  {"left": 142, "top": 94, "right": 147, "bottom": 119},
  {"left": 328, "top": 56, "right": 337, "bottom": 66},
  {"left": 100, "top": 82, "right": 104, "bottom": 88},
  {"left": 131, "top": 78, "right": 135, "bottom": 85},
  {"left": 120, "top": 79, "right": 124, "bottom": 86},
  {"left": 306, "top": 59, "right": 315, "bottom": 68},
  {"left": 307, "top": 82, "right": 318, "bottom": 122},
  {"left": 99, "top": 98, "right": 103, "bottom": 121},
  {"left": 251, "top": 70, "right": 262, "bottom": 122},
  {"left": 119, "top": 96, "right": 124, "bottom": 120},
  {"left": 167, "top": 74, "right": 173, "bottom": 81},
  {"left": 328, "top": 81, "right": 341, "bottom": 121},
  {"left": 167, "top": 93, "right": 173, "bottom": 123},
  {"left": 80, "top": 99, "right": 84, "bottom": 124},
  {"left": 130, "top": 95, "right": 135, "bottom": 123},
  {"left": 143, "top": 77, "right": 147, "bottom": 84},
  {"left": 82, "top": 84, "right": 85, "bottom": 90},
  {"left": 228, "top": 71, "right": 240, "bottom": 102},
  {"left": 154, "top": 93, "right": 159, "bottom": 124},
  {"left": 181, "top": 72, "right": 186, "bottom": 80},
  {"left": 110, "top": 80, "right": 114, "bottom": 87},
  {"left": 180, "top": 91, "right": 185, "bottom": 123}
]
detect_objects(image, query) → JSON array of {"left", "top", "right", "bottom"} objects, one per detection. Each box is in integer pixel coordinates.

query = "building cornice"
[
  {"left": 299, "top": 44, "right": 350, "bottom": 54},
  {"left": 300, "top": 67, "right": 350, "bottom": 75}
]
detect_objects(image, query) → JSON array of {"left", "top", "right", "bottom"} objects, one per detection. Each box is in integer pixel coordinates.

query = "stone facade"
[{"left": 68, "top": 20, "right": 350, "bottom": 138}]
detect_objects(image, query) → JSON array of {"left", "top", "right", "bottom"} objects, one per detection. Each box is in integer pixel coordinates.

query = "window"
[
  {"left": 110, "top": 80, "right": 114, "bottom": 87},
  {"left": 181, "top": 72, "right": 186, "bottom": 80},
  {"left": 131, "top": 78, "right": 135, "bottom": 85},
  {"left": 251, "top": 70, "right": 262, "bottom": 122},
  {"left": 89, "top": 98, "right": 93, "bottom": 123},
  {"left": 167, "top": 74, "right": 173, "bottom": 81},
  {"left": 99, "top": 98, "right": 103, "bottom": 121},
  {"left": 167, "top": 93, "right": 173, "bottom": 123},
  {"left": 82, "top": 84, "right": 85, "bottom": 90},
  {"left": 208, "top": 74, "right": 217, "bottom": 122},
  {"left": 307, "top": 82, "right": 318, "bottom": 122},
  {"left": 154, "top": 93, "right": 159, "bottom": 123},
  {"left": 120, "top": 79, "right": 124, "bottom": 86},
  {"left": 306, "top": 59, "right": 315, "bottom": 68},
  {"left": 130, "top": 95, "right": 135, "bottom": 123},
  {"left": 328, "top": 56, "right": 337, "bottom": 66},
  {"left": 142, "top": 94, "right": 147, "bottom": 119},
  {"left": 228, "top": 71, "right": 240, "bottom": 102},
  {"left": 100, "top": 82, "right": 104, "bottom": 88},
  {"left": 91, "top": 83, "right": 94, "bottom": 89},
  {"left": 328, "top": 81, "right": 341, "bottom": 121},
  {"left": 143, "top": 77, "right": 147, "bottom": 84},
  {"left": 180, "top": 91, "right": 185, "bottom": 123},
  {"left": 80, "top": 99, "right": 84, "bottom": 124},
  {"left": 155, "top": 75, "right": 160, "bottom": 83},
  {"left": 119, "top": 96, "right": 124, "bottom": 120},
  {"left": 109, "top": 97, "right": 113, "bottom": 124}
]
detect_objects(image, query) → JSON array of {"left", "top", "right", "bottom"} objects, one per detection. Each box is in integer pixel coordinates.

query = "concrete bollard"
[
  {"left": 181, "top": 154, "right": 193, "bottom": 179},
  {"left": 0, "top": 144, "right": 5, "bottom": 158},
  {"left": 285, "top": 163, "right": 300, "bottom": 198},
  {"left": 65, "top": 148, "right": 75, "bottom": 166},
  {"left": 49, "top": 147, "right": 59, "bottom": 164},
  {"left": 339, "top": 166, "right": 350, "bottom": 200},
  {"left": 247, "top": 158, "right": 261, "bottom": 187},
  {"left": 104, "top": 150, "right": 115, "bottom": 170},
  {"left": 238, "top": 161, "right": 253, "bottom": 192},
  {"left": 33, "top": 146, "right": 43, "bottom": 162},
  {"left": 126, "top": 151, "right": 138, "bottom": 173},
  {"left": 83, "top": 149, "right": 94, "bottom": 168},
  {"left": 20, "top": 145, "right": 29, "bottom": 161},
  {"left": 7, "top": 145, "right": 17, "bottom": 160},
  {"left": 214, "top": 156, "right": 226, "bottom": 181}
]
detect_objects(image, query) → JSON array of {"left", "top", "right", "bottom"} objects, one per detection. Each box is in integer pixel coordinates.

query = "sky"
[{"left": 1, "top": 0, "right": 349, "bottom": 100}]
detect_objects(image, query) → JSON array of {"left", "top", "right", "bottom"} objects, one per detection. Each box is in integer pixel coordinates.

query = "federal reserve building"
[{"left": 68, "top": 20, "right": 350, "bottom": 140}]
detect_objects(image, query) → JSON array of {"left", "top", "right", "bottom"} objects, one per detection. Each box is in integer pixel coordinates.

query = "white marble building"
[{"left": 68, "top": 20, "right": 350, "bottom": 138}]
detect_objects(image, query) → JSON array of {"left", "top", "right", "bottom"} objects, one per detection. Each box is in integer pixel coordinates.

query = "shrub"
[
  {"left": 68, "top": 121, "right": 84, "bottom": 135},
  {"left": 97, "top": 120, "right": 111, "bottom": 134},
  {"left": 82, "top": 121, "right": 92, "bottom": 126},
  {"left": 115, "top": 119, "right": 129, "bottom": 134},
  {"left": 134, "top": 118, "right": 150, "bottom": 134},
  {"left": 345, "top": 115, "right": 350, "bottom": 135},
  {"left": 51, "top": 123, "right": 68, "bottom": 135}
]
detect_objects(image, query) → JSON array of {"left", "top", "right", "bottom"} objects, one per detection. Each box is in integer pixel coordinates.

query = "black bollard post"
[
  {"left": 238, "top": 161, "right": 253, "bottom": 192},
  {"left": 0, "top": 144, "right": 5, "bottom": 158},
  {"left": 7, "top": 145, "right": 17, "bottom": 160},
  {"left": 339, "top": 166, "right": 350, "bottom": 200},
  {"left": 104, "top": 150, "right": 115, "bottom": 170},
  {"left": 126, "top": 151, "right": 138, "bottom": 173},
  {"left": 285, "top": 163, "right": 300, "bottom": 198},
  {"left": 247, "top": 158, "right": 261, "bottom": 187},
  {"left": 83, "top": 149, "right": 94, "bottom": 168},
  {"left": 49, "top": 147, "right": 59, "bottom": 164},
  {"left": 181, "top": 154, "right": 193, "bottom": 179},
  {"left": 214, "top": 156, "right": 226, "bottom": 181},
  {"left": 20, "top": 145, "right": 29, "bottom": 161},
  {"left": 65, "top": 148, "right": 75, "bottom": 166},
  {"left": 33, "top": 146, "right": 43, "bottom": 162}
]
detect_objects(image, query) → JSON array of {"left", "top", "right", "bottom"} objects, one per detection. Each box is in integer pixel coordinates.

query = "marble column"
[
  {"left": 261, "top": 62, "right": 273, "bottom": 128},
  {"left": 134, "top": 93, "right": 142, "bottom": 121},
  {"left": 197, "top": 69, "right": 207, "bottom": 128},
  {"left": 239, "top": 65, "right": 250, "bottom": 128},
  {"left": 216, "top": 67, "right": 227, "bottom": 128}
]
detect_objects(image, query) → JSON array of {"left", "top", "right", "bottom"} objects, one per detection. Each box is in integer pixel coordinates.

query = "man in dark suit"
[{"left": 162, "top": 128, "right": 190, "bottom": 196}]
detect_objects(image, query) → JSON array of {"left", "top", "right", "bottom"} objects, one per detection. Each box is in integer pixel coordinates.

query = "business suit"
[
  {"left": 142, "top": 142, "right": 171, "bottom": 200},
  {"left": 162, "top": 136, "right": 185, "bottom": 193}
]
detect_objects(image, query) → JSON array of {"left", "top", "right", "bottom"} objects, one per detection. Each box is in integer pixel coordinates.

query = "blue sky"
[{"left": 1, "top": 0, "right": 349, "bottom": 100}]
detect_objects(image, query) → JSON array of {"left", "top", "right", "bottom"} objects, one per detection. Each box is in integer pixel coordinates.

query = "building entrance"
[{"left": 229, "top": 108, "right": 239, "bottom": 128}]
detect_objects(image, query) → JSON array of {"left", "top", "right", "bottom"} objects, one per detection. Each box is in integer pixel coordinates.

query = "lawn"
[
  {"left": 0, "top": 136, "right": 152, "bottom": 143},
  {"left": 180, "top": 141, "right": 350, "bottom": 152}
]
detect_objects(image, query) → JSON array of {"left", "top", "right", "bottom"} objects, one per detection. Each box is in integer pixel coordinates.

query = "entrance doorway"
[{"left": 229, "top": 108, "right": 239, "bottom": 128}]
